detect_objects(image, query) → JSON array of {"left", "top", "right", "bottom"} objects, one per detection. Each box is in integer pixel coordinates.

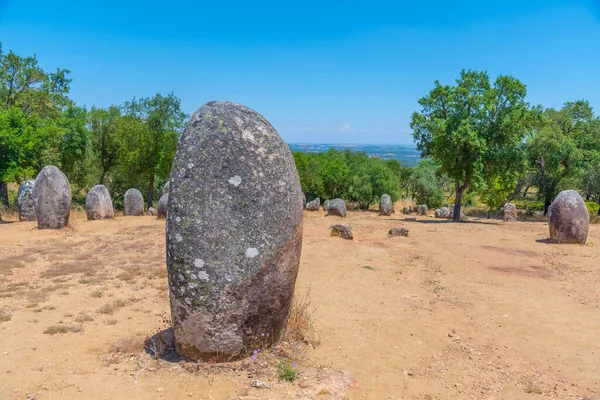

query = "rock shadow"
[{"left": 144, "top": 327, "right": 181, "bottom": 363}]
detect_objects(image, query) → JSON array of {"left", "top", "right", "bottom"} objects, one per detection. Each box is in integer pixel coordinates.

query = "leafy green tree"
[
  {"left": 526, "top": 101, "right": 598, "bottom": 214},
  {"left": 88, "top": 106, "right": 122, "bottom": 185},
  {"left": 118, "top": 93, "right": 186, "bottom": 207},
  {"left": 411, "top": 70, "right": 532, "bottom": 221},
  {"left": 408, "top": 159, "right": 444, "bottom": 208},
  {"left": 320, "top": 149, "right": 349, "bottom": 199},
  {"left": 56, "top": 106, "right": 90, "bottom": 188}
]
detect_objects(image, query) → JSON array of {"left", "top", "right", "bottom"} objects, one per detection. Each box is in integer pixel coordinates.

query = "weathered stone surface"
[
  {"left": 449, "top": 204, "right": 467, "bottom": 220},
  {"left": 148, "top": 207, "right": 157, "bottom": 216},
  {"left": 302, "top": 193, "right": 306, "bottom": 210},
  {"left": 17, "top": 180, "right": 36, "bottom": 221},
  {"left": 434, "top": 207, "right": 451, "bottom": 219},
  {"left": 402, "top": 206, "right": 409, "bottom": 214},
  {"left": 306, "top": 198, "right": 320, "bottom": 211},
  {"left": 86, "top": 185, "right": 114, "bottom": 220},
  {"left": 417, "top": 204, "right": 428, "bottom": 216},
  {"left": 379, "top": 194, "right": 394, "bottom": 216},
  {"left": 166, "top": 101, "right": 303, "bottom": 361},
  {"left": 163, "top": 181, "right": 170, "bottom": 195},
  {"left": 405, "top": 216, "right": 417, "bottom": 221},
  {"left": 157, "top": 193, "right": 168, "bottom": 219},
  {"left": 33, "top": 166, "right": 71, "bottom": 229},
  {"left": 388, "top": 227, "right": 409, "bottom": 237},
  {"left": 326, "top": 198, "right": 346, "bottom": 217},
  {"left": 323, "top": 199, "right": 330, "bottom": 212},
  {"left": 330, "top": 224, "right": 353, "bottom": 239},
  {"left": 124, "top": 188, "right": 144, "bottom": 216},
  {"left": 548, "top": 190, "right": 589, "bottom": 244},
  {"left": 503, "top": 203, "right": 517, "bottom": 222}
]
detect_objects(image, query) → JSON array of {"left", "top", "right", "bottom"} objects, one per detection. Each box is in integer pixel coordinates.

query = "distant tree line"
[{"left": 2, "top": 46, "right": 600, "bottom": 219}]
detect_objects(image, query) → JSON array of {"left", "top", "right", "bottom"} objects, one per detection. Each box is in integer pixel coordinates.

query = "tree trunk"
[
  {"left": 522, "top": 185, "right": 530, "bottom": 198},
  {"left": 453, "top": 181, "right": 463, "bottom": 222},
  {"left": 99, "top": 171, "right": 106, "bottom": 185},
  {"left": 0, "top": 181, "right": 8, "bottom": 208},
  {"left": 597, "top": 205, "right": 600, "bottom": 216},
  {"left": 543, "top": 197, "right": 551, "bottom": 216},
  {"left": 147, "top": 175, "right": 155, "bottom": 209}
]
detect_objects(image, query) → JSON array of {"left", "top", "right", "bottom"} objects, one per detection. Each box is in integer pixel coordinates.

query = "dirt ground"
[{"left": 1, "top": 208, "right": 599, "bottom": 400}]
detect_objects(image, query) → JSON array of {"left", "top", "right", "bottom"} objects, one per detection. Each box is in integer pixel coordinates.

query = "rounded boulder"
[
  {"left": 326, "top": 198, "right": 346, "bottom": 217},
  {"left": 549, "top": 190, "right": 589, "bottom": 244},
  {"left": 124, "top": 188, "right": 144, "bottom": 216},
  {"left": 166, "top": 101, "right": 303, "bottom": 361},
  {"left": 379, "top": 194, "right": 394, "bottom": 216},
  {"left": 157, "top": 193, "right": 168, "bottom": 219},
  {"left": 86, "top": 185, "right": 114, "bottom": 220},
  {"left": 33, "top": 166, "right": 71, "bottom": 229}
]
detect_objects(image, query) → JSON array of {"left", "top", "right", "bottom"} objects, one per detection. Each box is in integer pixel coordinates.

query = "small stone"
[
  {"left": 157, "top": 193, "right": 168, "bottom": 219},
  {"left": 416, "top": 204, "right": 428, "bottom": 216},
  {"left": 157, "top": 387, "right": 164, "bottom": 392},
  {"left": 323, "top": 199, "right": 330, "bottom": 212},
  {"left": 434, "top": 207, "right": 451, "bottom": 219},
  {"left": 388, "top": 227, "right": 409, "bottom": 237},
  {"left": 404, "top": 216, "right": 417, "bottom": 221},
  {"left": 17, "top": 180, "right": 36, "bottom": 222},
  {"left": 402, "top": 206, "right": 409, "bottom": 214},
  {"left": 326, "top": 198, "right": 346, "bottom": 217},
  {"left": 147, "top": 207, "right": 157, "bottom": 216},
  {"left": 330, "top": 224, "right": 353, "bottom": 240},
  {"left": 250, "top": 380, "right": 270, "bottom": 389},
  {"left": 306, "top": 197, "right": 320, "bottom": 211}
]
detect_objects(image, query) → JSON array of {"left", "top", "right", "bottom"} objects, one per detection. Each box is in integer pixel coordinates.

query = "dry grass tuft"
[
  {"left": 97, "top": 298, "right": 134, "bottom": 315},
  {"left": 110, "top": 335, "right": 144, "bottom": 355},
  {"left": 285, "top": 290, "right": 317, "bottom": 345},
  {"left": 40, "top": 261, "right": 96, "bottom": 278},
  {"left": 43, "top": 324, "right": 83, "bottom": 335},
  {"left": 0, "top": 310, "right": 12, "bottom": 323},
  {"left": 74, "top": 313, "right": 94, "bottom": 323},
  {"left": 105, "top": 318, "right": 118, "bottom": 325},
  {"left": 90, "top": 289, "right": 104, "bottom": 298}
]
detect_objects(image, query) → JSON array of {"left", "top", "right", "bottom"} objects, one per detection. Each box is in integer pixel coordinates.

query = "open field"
[{"left": 1, "top": 210, "right": 599, "bottom": 399}]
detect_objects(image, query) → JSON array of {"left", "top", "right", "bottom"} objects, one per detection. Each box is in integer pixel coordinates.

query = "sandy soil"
[{"left": 1, "top": 209, "right": 599, "bottom": 400}]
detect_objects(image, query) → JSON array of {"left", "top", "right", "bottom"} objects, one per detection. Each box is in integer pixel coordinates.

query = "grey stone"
[
  {"left": 166, "top": 101, "right": 303, "bottom": 362},
  {"left": 306, "top": 198, "right": 320, "bottom": 211},
  {"left": 323, "top": 199, "right": 330, "bottom": 212},
  {"left": 33, "top": 166, "right": 71, "bottom": 229},
  {"left": 86, "top": 185, "right": 114, "bottom": 220},
  {"left": 405, "top": 216, "right": 417, "bottom": 221},
  {"left": 548, "top": 190, "right": 589, "bottom": 244},
  {"left": 379, "top": 194, "right": 394, "bottom": 216},
  {"left": 402, "top": 206, "right": 409, "bottom": 214},
  {"left": 434, "top": 207, "right": 451, "bottom": 219},
  {"left": 330, "top": 224, "right": 353, "bottom": 239},
  {"left": 388, "top": 227, "right": 409, "bottom": 237},
  {"left": 417, "top": 204, "right": 428, "bottom": 216},
  {"left": 148, "top": 207, "right": 157, "bottom": 216},
  {"left": 326, "top": 198, "right": 346, "bottom": 217},
  {"left": 124, "top": 188, "right": 144, "bottom": 216},
  {"left": 503, "top": 203, "right": 517, "bottom": 222},
  {"left": 163, "top": 181, "right": 170, "bottom": 195},
  {"left": 17, "top": 180, "right": 36, "bottom": 221},
  {"left": 157, "top": 193, "right": 168, "bottom": 219}
]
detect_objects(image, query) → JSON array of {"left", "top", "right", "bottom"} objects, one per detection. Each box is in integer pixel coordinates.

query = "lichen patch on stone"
[
  {"left": 245, "top": 248, "right": 259, "bottom": 258},
  {"left": 228, "top": 175, "right": 242, "bottom": 187}
]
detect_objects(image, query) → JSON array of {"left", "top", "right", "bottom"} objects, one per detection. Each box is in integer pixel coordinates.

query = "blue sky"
[{"left": 1, "top": 0, "right": 599, "bottom": 144}]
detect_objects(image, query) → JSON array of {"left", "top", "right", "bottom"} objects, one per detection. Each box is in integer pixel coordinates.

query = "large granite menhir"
[
  {"left": 166, "top": 101, "right": 303, "bottom": 362},
  {"left": 124, "top": 188, "right": 144, "bottom": 216},
  {"left": 548, "top": 190, "right": 589, "bottom": 244},
  {"left": 17, "top": 180, "right": 36, "bottom": 221},
  {"left": 86, "top": 185, "right": 114, "bottom": 220},
  {"left": 33, "top": 166, "right": 71, "bottom": 229}
]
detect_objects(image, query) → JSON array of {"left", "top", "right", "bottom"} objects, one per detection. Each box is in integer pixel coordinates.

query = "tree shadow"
[
  {"left": 384, "top": 217, "right": 500, "bottom": 226},
  {"left": 144, "top": 327, "right": 181, "bottom": 363}
]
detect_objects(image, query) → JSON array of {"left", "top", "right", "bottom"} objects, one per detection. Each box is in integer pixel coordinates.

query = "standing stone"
[
  {"left": 166, "top": 101, "right": 303, "bottom": 361},
  {"left": 330, "top": 224, "right": 353, "bottom": 240},
  {"left": 124, "top": 188, "right": 144, "bottom": 216},
  {"left": 157, "top": 193, "right": 168, "bottom": 219},
  {"left": 402, "top": 206, "right": 409, "bottom": 214},
  {"left": 503, "top": 203, "right": 517, "bottom": 222},
  {"left": 163, "top": 181, "right": 170, "bottom": 195},
  {"left": 326, "top": 198, "right": 346, "bottom": 217},
  {"left": 434, "top": 207, "right": 451, "bottom": 219},
  {"left": 17, "top": 180, "right": 36, "bottom": 221},
  {"left": 379, "top": 194, "right": 394, "bottom": 216},
  {"left": 323, "top": 199, "right": 330, "bottom": 212},
  {"left": 306, "top": 198, "right": 320, "bottom": 211},
  {"left": 548, "top": 190, "right": 589, "bottom": 244},
  {"left": 33, "top": 166, "right": 71, "bottom": 229},
  {"left": 86, "top": 185, "right": 114, "bottom": 220},
  {"left": 417, "top": 204, "right": 428, "bottom": 216}
]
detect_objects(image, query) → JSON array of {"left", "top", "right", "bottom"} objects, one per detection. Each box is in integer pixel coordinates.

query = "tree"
[
  {"left": 411, "top": 70, "right": 532, "bottom": 221},
  {"left": 408, "top": 159, "right": 444, "bottom": 208},
  {"left": 320, "top": 149, "right": 349, "bottom": 200},
  {"left": 526, "top": 101, "right": 598, "bottom": 215},
  {"left": 118, "top": 93, "right": 186, "bottom": 207},
  {"left": 0, "top": 43, "right": 72, "bottom": 206},
  {"left": 88, "top": 106, "right": 122, "bottom": 185}
]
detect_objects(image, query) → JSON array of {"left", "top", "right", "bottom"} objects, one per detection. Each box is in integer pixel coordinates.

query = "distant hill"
[{"left": 287, "top": 143, "right": 421, "bottom": 167}]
